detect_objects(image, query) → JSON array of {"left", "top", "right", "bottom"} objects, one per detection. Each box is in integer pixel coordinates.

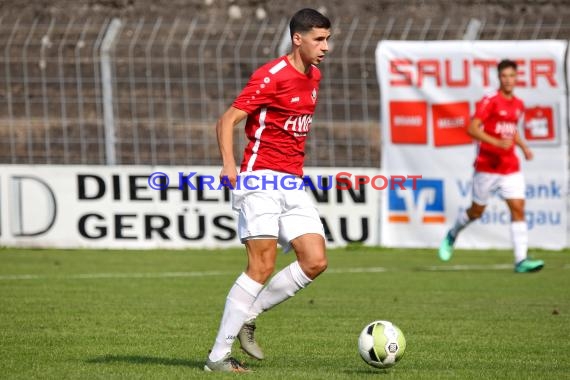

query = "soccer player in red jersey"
[
  {"left": 204, "top": 9, "right": 331, "bottom": 372},
  {"left": 439, "top": 59, "right": 544, "bottom": 273}
]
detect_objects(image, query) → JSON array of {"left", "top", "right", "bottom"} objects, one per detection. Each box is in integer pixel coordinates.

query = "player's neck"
[
  {"left": 286, "top": 53, "right": 310, "bottom": 74},
  {"left": 499, "top": 88, "right": 514, "bottom": 99}
]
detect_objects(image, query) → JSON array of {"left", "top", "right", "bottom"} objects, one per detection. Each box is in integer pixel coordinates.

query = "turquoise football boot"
[
  {"left": 438, "top": 231, "right": 455, "bottom": 262},
  {"left": 514, "top": 258, "right": 544, "bottom": 273}
]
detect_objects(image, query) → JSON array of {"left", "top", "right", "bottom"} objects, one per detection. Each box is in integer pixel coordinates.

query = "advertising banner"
[
  {"left": 376, "top": 40, "right": 568, "bottom": 249},
  {"left": 0, "top": 166, "right": 380, "bottom": 249}
]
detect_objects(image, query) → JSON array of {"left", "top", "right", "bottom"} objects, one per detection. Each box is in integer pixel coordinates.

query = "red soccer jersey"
[
  {"left": 233, "top": 56, "right": 321, "bottom": 177},
  {"left": 473, "top": 91, "right": 525, "bottom": 174}
]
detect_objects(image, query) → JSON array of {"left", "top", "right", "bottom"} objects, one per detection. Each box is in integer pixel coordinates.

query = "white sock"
[
  {"left": 209, "top": 272, "right": 263, "bottom": 362},
  {"left": 449, "top": 211, "right": 472, "bottom": 240},
  {"left": 511, "top": 221, "right": 528, "bottom": 264},
  {"left": 245, "top": 261, "right": 312, "bottom": 322}
]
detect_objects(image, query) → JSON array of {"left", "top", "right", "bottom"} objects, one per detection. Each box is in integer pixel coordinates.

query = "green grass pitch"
[{"left": 1, "top": 247, "right": 569, "bottom": 379}]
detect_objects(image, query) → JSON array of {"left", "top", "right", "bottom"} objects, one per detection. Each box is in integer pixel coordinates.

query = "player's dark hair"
[
  {"left": 289, "top": 8, "right": 331, "bottom": 38},
  {"left": 497, "top": 59, "right": 517, "bottom": 73}
]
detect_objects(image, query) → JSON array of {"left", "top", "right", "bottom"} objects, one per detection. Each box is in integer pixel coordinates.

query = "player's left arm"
[
  {"left": 514, "top": 132, "right": 533, "bottom": 160},
  {"left": 515, "top": 105, "right": 533, "bottom": 160}
]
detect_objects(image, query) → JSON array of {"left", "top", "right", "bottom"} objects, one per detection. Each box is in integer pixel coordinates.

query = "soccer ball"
[{"left": 358, "top": 320, "right": 406, "bottom": 368}]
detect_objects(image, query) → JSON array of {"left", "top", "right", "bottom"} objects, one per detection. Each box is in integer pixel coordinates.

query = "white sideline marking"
[
  {"left": 423, "top": 264, "right": 570, "bottom": 271},
  {"left": 0, "top": 274, "right": 43, "bottom": 280},
  {"left": 71, "top": 271, "right": 231, "bottom": 279},
  {"left": 3, "top": 264, "right": 565, "bottom": 280},
  {"left": 0, "top": 267, "right": 387, "bottom": 281},
  {"left": 326, "top": 267, "right": 387, "bottom": 274},
  {"left": 0, "top": 271, "right": 231, "bottom": 281},
  {"left": 421, "top": 264, "right": 514, "bottom": 271}
]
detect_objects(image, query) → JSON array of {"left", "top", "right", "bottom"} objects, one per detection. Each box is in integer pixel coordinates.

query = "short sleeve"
[
  {"left": 474, "top": 95, "right": 494, "bottom": 122},
  {"left": 233, "top": 68, "right": 277, "bottom": 114}
]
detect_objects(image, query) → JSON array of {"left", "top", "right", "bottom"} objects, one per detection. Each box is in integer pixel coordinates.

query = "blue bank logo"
[{"left": 388, "top": 179, "right": 445, "bottom": 224}]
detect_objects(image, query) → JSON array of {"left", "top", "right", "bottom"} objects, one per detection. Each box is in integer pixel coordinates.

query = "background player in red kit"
[
  {"left": 439, "top": 59, "right": 544, "bottom": 273},
  {"left": 205, "top": 8, "right": 331, "bottom": 372}
]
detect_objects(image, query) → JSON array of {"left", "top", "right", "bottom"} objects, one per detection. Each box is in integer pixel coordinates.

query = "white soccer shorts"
[
  {"left": 472, "top": 171, "right": 526, "bottom": 205},
  {"left": 231, "top": 169, "right": 325, "bottom": 250}
]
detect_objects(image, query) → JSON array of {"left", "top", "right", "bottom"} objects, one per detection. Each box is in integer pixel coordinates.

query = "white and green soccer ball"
[{"left": 358, "top": 320, "right": 406, "bottom": 368}]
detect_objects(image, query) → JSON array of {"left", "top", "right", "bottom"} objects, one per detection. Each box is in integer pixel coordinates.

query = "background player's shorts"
[
  {"left": 232, "top": 169, "right": 325, "bottom": 251},
  {"left": 472, "top": 171, "right": 526, "bottom": 205}
]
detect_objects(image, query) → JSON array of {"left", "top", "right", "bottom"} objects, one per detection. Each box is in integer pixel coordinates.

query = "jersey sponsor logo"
[
  {"left": 524, "top": 106, "right": 555, "bottom": 141},
  {"left": 431, "top": 101, "right": 472, "bottom": 147},
  {"left": 388, "top": 179, "right": 445, "bottom": 224},
  {"left": 291, "top": 96, "right": 300, "bottom": 103},
  {"left": 283, "top": 114, "right": 312, "bottom": 136},
  {"left": 494, "top": 121, "right": 517, "bottom": 138},
  {"left": 389, "top": 101, "right": 428, "bottom": 144}
]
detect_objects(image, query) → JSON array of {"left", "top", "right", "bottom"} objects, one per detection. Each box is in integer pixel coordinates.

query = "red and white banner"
[{"left": 376, "top": 40, "right": 568, "bottom": 249}]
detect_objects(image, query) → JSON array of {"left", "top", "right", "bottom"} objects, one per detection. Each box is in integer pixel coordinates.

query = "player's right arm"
[
  {"left": 216, "top": 106, "right": 248, "bottom": 187},
  {"left": 469, "top": 94, "right": 512, "bottom": 150},
  {"left": 467, "top": 118, "right": 513, "bottom": 150}
]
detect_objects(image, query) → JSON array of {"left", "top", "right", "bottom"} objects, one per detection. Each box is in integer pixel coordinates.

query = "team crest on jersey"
[{"left": 311, "top": 88, "right": 317, "bottom": 104}]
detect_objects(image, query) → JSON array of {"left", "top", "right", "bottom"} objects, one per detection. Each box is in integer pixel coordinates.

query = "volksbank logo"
[{"left": 388, "top": 179, "right": 445, "bottom": 224}]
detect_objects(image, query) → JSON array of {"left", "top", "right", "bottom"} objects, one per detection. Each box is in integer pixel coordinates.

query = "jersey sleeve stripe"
[
  {"left": 246, "top": 107, "right": 268, "bottom": 172},
  {"left": 268, "top": 59, "right": 287, "bottom": 75}
]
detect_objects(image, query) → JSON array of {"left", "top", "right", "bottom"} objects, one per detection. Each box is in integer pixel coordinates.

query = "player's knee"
[
  {"left": 467, "top": 207, "right": 484, "bottom": 220},
  {"left": 247, "top": 261, "right": 275, "bottom": 283},
  {"left": 317, "top": 257, "right": 328, "bottom": 274},
  {"left": 511, "top": 210, "right": 525, "bottom": 221},
  {"left": 258, "top": 263, "right": 276, "bottom": 282},
  {"left": 304, "top": 256, "right": 328, "bottom": 279},
  {"left": 469, "top": 211, "right": 483, "bottom": 220}
]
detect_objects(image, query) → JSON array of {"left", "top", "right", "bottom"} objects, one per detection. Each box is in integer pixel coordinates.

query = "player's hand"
[
  {"left": 495, "top": 138, "right": 513, "bottom": 150},
  {"left": 220, "top": 166, "right": 238, "bottom": 188},
  {"left": 522, "top": 146, "right": 534, "bottom": 160}
]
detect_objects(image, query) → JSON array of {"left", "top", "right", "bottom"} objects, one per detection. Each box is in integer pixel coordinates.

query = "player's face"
[
  {"left": 297, "top": 27, "right": 331, "bottom": 66},
  {"left": 499, "top": 67, "right": 517, "bottom": 95}
]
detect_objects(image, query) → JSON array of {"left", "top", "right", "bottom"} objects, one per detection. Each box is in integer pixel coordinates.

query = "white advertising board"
[{"left": 0, "top": 166, "right": 380, "bottom": 249}]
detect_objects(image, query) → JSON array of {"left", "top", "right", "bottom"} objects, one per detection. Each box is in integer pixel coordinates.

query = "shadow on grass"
[{"left": 86, "top": 355, "right": 203, "bottom": 368}]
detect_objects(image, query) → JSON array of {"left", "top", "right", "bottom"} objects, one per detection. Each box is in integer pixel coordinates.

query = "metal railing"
[{"left": 1, "top": 15, "right": 569, "bottom": 167}]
